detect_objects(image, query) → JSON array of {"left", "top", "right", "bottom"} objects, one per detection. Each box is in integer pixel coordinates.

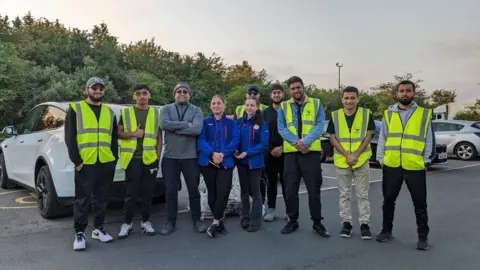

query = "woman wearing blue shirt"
[
  {"left": 197, "top": 95, "right": 240, "bottom": 238},
  {"left": 235, "top": 97, "right": 269, "bottom": 232}
]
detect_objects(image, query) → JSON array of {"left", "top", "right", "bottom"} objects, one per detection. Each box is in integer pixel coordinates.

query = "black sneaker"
[
  {"left": 281, "top": 220, "right": 299, "bottom": 234},
  {"left": 313, "top": 222, "right": 330, "bottom": 238},
  {"left": 217, "top": 221, "right": 228, "bottom": 234},
  {"left": 159, "top": 222, "right": 177, "bottom": 235},
  {"left": 417, "top": 237, "right": 429, "bottom": 250},
  {"left": 240, "top": 219, "right": 250, "bottom": 230},
  {"left": 360, "top": 224, "right": 372, "bottom": 240},
  {"left": 193, "top": 220, "right": 208, "bottom": 233},
  {"left": 340, "top": 222, "right": 352, "bottom": 238},
  {"left": 376, "top": 229, "right": 392, "bottom": 242},
  {"left": 207, "top": 224, "right": 218, "bottom": 238}
]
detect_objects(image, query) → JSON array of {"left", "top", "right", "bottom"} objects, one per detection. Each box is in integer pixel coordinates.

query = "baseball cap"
[
  {"left": 247, "top": 85, "right": 260, "bottom": 93},
  {"left": 86, "top": 77, "right": 105, "bottom": 88}
]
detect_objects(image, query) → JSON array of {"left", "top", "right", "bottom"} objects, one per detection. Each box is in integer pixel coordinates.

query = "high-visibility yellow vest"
[
  {"left": 280, "top": 96, "right": 322, "bottom": 153},
  {"left": 119, "top": 106, "right": 161, "bottom": 169},
  {"left": 69, "top": 101, "right": 116, "bottom": 165},
  {"left": 331, "top": 107, "right": 372, "bottom": 168},
  {"left": 235, "top": 104, "right": 268, "bottom": 118},
  {"left": 383, "top": 106, "right": 432, "bottom": 170}
]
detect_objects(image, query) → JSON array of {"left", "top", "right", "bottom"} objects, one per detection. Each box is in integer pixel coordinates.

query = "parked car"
[
  {"left": 431, "top": 120, "right": 480, "bottom": 161},
  {"left": 0, "top": 102, "right": 165, "bottom": 219},
  {"left": 321, "top": 120, "right": 449, "bottom": 166}
]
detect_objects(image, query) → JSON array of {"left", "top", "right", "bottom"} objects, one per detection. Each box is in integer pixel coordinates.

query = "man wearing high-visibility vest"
[
  {"left": 116, "top": 84, "right": 162, "bottom": 239},
  {"left": 376, "top": 80, "right": 434, "bottom": 251},
  {"left": 277, "top": 76, "right": 329, "bottom": 237},
  {"left": 65, "top": 77, "right": 119, "bottom": 251},
  {"left": 233, "top": 84, "right": 269, "bottom": 216},
  {"left": 327, "top": 86, "right": 375, "bottom": 240}
]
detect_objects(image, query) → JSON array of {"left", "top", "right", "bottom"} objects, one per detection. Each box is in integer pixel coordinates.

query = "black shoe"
[
  {"left": 281, "top": 220, "right": 299, "bottom": 234},
  {"left": 246, "top": 225, "right": 260, "bottom": 232},
  {"left": 376, "top": 229, "right": 392, "bottom": 242},
  {"left": 159, "top": 222, "right": 177, "bottom": 235},
  {"left": 313, "top": 222, "right": 330, "bottom": 238},
  {"left": 340, "top": 222, "right": 352, "bottom": 238},
  {"left": 417, "top": 237, "right": 429, "bottom": 250},
  {"left": 240, "top": 219, "right": 250, "bottom": 230},
  {"left": 360, "top": 224, "right": 372, "bottom": 240},
  {"left": 217, "top": 221, "right": 228, "bottom": 234},
  {"left": 193, "top": 220, "right": 208, "bottom": 233},
  {"left": 207, "top": 224, "right": 218, "bottom": 238}
]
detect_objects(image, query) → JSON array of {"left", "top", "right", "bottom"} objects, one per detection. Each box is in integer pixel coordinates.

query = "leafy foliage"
[{"left": 0, "top": 12, "right": 474, "bottom": 127}]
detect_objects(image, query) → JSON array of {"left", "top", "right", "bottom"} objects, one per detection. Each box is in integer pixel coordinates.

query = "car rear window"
[{"left": 472, "top": 122, "right": 480, "bottom": 130}]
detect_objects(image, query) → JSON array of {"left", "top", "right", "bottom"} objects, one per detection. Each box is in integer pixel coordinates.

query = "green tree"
[{"left": 430, "top": 89, "right": 456, "bottom": 107}]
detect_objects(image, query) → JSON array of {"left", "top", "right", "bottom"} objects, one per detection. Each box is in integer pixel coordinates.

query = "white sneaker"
[
  {"left": 141, "top": 221, "right": 155, "bottom": 236},
  {"left": 118, "top": 223, "right": 133, "bottom": 239},
  {"left": 263, "top": 208, "right": 279, "bottom": 222},
  {"left": 73, "top": 232, "right": 86, "bottom": 251},
  {"left": 92, "top": 227, "right": 114, "bottom": 243}
]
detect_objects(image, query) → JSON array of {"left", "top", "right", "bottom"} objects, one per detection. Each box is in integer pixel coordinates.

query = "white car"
[{"left": 0, "top": 102, "right": 166, "bottom": 219}]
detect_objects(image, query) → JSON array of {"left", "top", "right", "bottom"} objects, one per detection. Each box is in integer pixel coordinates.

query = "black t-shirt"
[
  {"left": 327, "top": 109, "right": 376, "bottom": 134},
  {"left": 119, "top": 106, "right": 149, "bottom": 159}
]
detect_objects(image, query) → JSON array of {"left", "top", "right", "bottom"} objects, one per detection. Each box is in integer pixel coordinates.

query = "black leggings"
[{"left": 200, "top": 164, "right": 233, "bottom": 220}]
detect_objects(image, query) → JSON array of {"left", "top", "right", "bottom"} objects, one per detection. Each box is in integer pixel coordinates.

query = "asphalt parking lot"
[{"left": 1, "top": 159, "right": 479, "bottom": 270}]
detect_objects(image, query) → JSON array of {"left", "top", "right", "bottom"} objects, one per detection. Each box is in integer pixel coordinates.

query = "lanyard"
[{"left": 175, "top": 104, "right": 189, "bottom": 121}]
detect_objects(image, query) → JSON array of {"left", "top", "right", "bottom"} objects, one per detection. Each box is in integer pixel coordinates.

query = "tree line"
[{"left": 0, "top": 12, "right": 478, "bottom": 127}]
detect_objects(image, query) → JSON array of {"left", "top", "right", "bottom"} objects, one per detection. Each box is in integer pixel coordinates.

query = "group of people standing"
[{"left": 66, "top": 75, "right": 432, "bottom": 252}]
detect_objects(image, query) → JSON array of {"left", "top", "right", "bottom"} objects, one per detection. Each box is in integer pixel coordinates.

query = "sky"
[{"left": 1, "top": 0, "right": 479, "bottom": 101}]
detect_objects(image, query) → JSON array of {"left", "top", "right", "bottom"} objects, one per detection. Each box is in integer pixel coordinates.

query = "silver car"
[{"left": 432, "top": 120, "right": 480, "bottom": 160}]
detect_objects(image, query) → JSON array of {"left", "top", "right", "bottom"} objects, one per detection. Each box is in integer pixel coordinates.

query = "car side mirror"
[{"left": 3, "top": 126, "right": 17, "bottom": 136}]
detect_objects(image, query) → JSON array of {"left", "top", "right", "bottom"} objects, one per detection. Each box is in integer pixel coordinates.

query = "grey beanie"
[{"left": 173, "top": 82, "right": 192, "bottom": 95}]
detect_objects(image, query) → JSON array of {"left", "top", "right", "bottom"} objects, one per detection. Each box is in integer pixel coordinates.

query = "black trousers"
[
  {"left": 260, "top": 169, "right": 267, "bottom": 205},
  {"left": 73, "top": 161, "right": 115, "bottom": 233},
  {"left": 123, "top": 158, "right": 158, "bottom": 224},
  {"left": 382, "top": 165, "right": 429, "bottom": 237},
  {"left": 162, "top": 157, "right": 201, "bottom": 224},
  {"left": 200, "top": 164, "right": 233, "bottom": 220},
  {"left": 237, "top": 165, "right": 263, "bottom": 227},
  {"left": 265, "top": 153, "right": 286, "bottom": 209},
  {"left": 283, "top": 151, "right": 323, "bottom": 223}
]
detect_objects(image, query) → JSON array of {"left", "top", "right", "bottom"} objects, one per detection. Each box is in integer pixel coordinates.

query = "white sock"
[{"left": 213, "top": 219, "right": 220, "bottom": 225}]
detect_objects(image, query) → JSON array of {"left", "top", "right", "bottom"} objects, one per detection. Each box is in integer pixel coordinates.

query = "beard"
[
  {"left": 272, "top": 99, "right": 282, "bottom": 105},
  {"left": 88, "top": 93, "right": 103, "bottom": 103},
  {"left": 399, "top": 97, "right": 413, "bottom": 106}
]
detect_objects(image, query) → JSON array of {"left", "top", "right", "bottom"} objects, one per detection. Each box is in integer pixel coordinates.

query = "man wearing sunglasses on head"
[
  {"left": 117, "top": 84, "right": 162, "bottom": 239},
  {"left": 233, "top": 85, "right": 269, "bottom": 216},
  {"left": 66, "top": 77, "right": 119, "bottom": 251}
]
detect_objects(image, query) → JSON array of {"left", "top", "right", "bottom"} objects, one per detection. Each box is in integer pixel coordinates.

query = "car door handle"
[
  {"left": 20, "top": 140, "right": 24, "bottom": 143},
  {"left": 38, "top": 139, "right": 43, "bottom": 142}
]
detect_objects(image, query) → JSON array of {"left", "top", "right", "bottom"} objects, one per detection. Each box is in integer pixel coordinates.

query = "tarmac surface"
[{"left": 0, "top": 159, "right": 479, "bottom": 270}]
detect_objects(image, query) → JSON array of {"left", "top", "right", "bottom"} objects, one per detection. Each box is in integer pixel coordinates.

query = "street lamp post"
[{"left": 336, "top": 62, "right": 343, "bottom": 90}]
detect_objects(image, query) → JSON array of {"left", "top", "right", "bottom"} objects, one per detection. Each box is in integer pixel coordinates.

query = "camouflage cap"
[{"left": 86, "top": 77, "right": 105, "bottom": 88}]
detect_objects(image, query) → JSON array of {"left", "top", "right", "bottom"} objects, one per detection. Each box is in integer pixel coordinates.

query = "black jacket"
[{"left": 262, "top": 106, "right": 284, "bottom": 152}]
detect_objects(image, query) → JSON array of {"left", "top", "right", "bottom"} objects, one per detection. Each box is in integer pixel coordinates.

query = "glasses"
[
  {"left": 248, "top": 91, "right": 258, "bottom": 96},
  {"left": 134, "top": 91, "right": 149, "bottom": 96},
  {"left": 90, "top": 86, "right": 104, "bottom": 91},
  {"left": 175, "top": 90, "right": 189, "bottom": 95}
]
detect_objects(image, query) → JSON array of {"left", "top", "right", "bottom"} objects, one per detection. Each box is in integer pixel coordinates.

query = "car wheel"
[
  {"left": 454, "top": 142, "right": 477, "bottom": 161},
  {"left": 0, "top": 152, "right": 15, "bottom": 189},
  {"left": 36, "top": 165, "right": 71, "bottom": 219}
]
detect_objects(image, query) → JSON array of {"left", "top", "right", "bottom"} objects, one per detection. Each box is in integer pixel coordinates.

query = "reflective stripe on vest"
[
  {"left": 69, "top": 101, "right": 115, "bottom": 165},
  {"left": 332, "top": 107, "right": 372, "bottom": 168},
  {"left": 383, "top": 107, "right": 432, "bottom": 170},
  {"left": 235, "top": 104, "right": 268, "bottom": 118},
  {"left": 119, "top": 106, "right": 160, "bottom": 169},
  {"left": 281, "top": 97, "right": 322, "bottom": 153}
]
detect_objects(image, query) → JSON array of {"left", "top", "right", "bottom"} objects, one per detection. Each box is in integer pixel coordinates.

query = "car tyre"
[
  {"left": 36, "top": 165, "right": 71, "bottom": 219},
  {"left": 454, "top": 142, "right": 477, "bottom": 161},
  {"left": 0, "top": 152, "right": 15, "bottom": 189}
]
